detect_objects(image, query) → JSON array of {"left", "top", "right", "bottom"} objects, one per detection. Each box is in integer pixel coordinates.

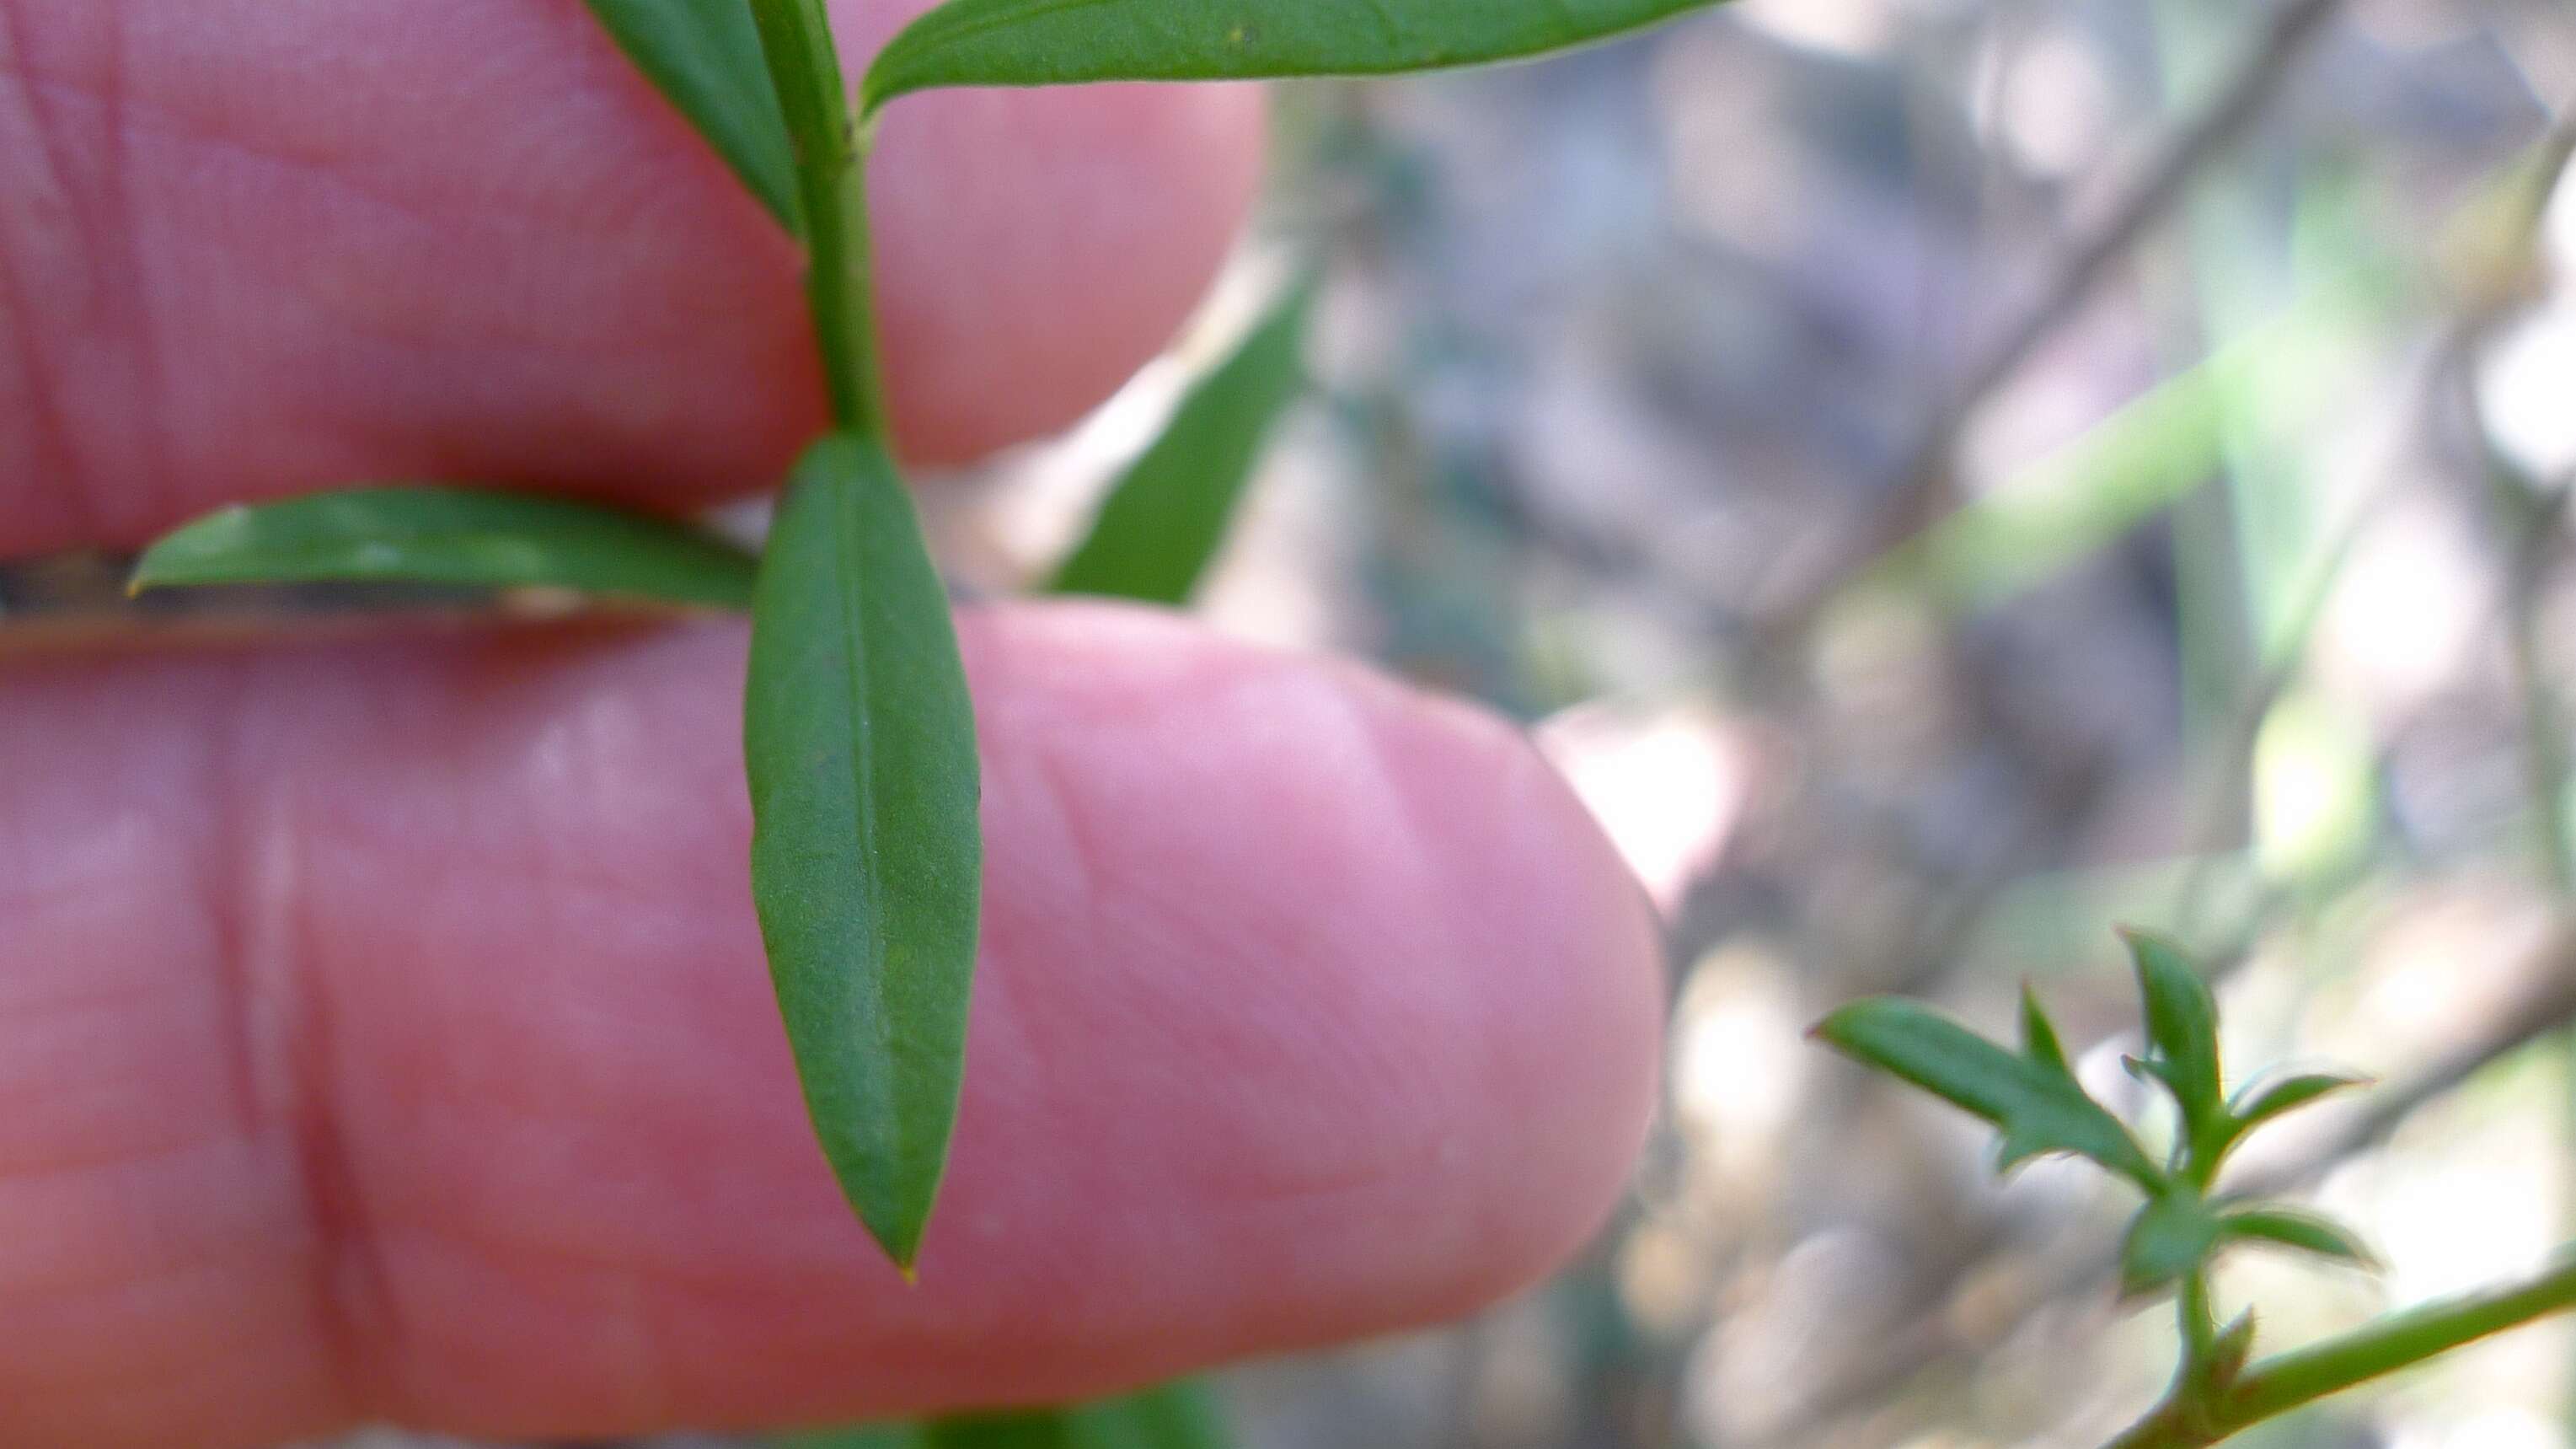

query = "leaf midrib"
[{"left": 831, "top": 463, "right": 897, "bottom": 1177}]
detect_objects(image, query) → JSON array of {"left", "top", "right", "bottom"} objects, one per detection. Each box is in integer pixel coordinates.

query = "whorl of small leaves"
[{"left": 1815, "top": 931, "right": 2382, "bottom": 1320}]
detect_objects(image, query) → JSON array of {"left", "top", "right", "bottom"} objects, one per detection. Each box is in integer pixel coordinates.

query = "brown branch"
[{"left": 1762, "top": 0, "right": 2351, "bottom": 639}]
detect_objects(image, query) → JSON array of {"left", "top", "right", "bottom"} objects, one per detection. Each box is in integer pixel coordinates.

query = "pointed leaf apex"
[
  {"left": 2208, "top": 1311, "right": 2258, "bottom": 1388},
  {"left": 2121, "top": 929, "right": 2225, "bottom": 1146},
  {"left": 2021, "top": 986, "right": 2071, "bottom": 1074}
]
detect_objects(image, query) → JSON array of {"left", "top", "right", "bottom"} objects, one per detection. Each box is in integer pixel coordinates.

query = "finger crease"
[
  {"left": 0, "top": 3, "right": 94, "bottom": 529},
  {"left": 206, "top": 665, "right": 394, "bottom": 1425}
]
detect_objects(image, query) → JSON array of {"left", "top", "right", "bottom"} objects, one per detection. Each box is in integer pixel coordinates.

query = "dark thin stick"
[{"left": 1763, "top": 0, "right": 2350, "bottom": 638}]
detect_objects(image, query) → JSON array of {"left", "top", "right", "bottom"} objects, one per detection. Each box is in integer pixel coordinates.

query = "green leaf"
[
  {"left": 2206, "top": 1312, "right": 2257, "bottom": 1391},
  {"left": 131, "top": 487, "right": 759, "bottom": 610},
  {"left": 586, "top": 0, "right": 803, "bottom": 231},
  {"left": 1049, "top": 281, "right": 1315, "bottom": 606},
  {"left": 785, "top": 1428, "right": 929, "bottom": 1449},
  {"left": 2021, "top": 985, "right": 2071, "bottom": 1076},
  {"left": 1813, "top": 998, "right": 2161, "bottom": 1189},
  {"left": 863, "top": 0, "right": 1729, "bottom": 115},
  {"left": 2122, "top": 927, "right": 2225, "bottom": 1147},
  {"left": 747, "top": 435, "right": 983, "bottom": 1271},
  {"left": 924, "top": 1382, "right": 1232, "bottom": 1449},
  {"left": 783, "top": 1382, "right": 1227, "bottom": 1449},
  {"left": 2221, "top": 1207, "right": 2381, "bottom": 1272},
  {"left": 2122, "top": 1190, "right": 2224, "bottom": 1296},
  {"left": 2228, "top": 1071, "right": 2371, "bottom": 1139}
]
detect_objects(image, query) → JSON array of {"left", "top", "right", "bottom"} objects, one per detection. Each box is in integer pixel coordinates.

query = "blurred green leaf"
[
  {"left": 2207, "top": 1312, "right": 2257, "bottom": 1391},
  {"left": 2123, "top": 1191, "right": 2224, "bottom": 1296},
  {"left": 1813, "top": 998, "right": 2161, "bottom": 1188},
  {"left": 928, "top": 1381, "right": 1229, "bottom": 1448},
  {"left": 2222, "top": 1207, "right": 2381, "bottom": 1273},
  {"left": 747, "top": 435, "right": 983, "bottom": 1273},
  {"left": 786, "top": 1428, "right": 929, "bottom": 1449},
  {"left": 1856, "top": 258, "right": 2402, "bottom": 618},
  {"left": 2123, "top": 928, "right": 2225, "bottom": 1153},
  {"left": 131, "top": 487, "right": 758, "bottom": 609},
  {"left": 585, "top": 0, "right": 802, "bottom": 230},
  {"left": 864, "top": 0, "right": 1729, "bottom": 113},
  {"left": 1050, "top": 282, "right": 1315, "bottom": 606},
  {"left": 2220, "top": 1071, "right": 2371, "bottom": 1158},
  {"left": 2021, "top": 986, "right": 2071, "bottom": 1075}
]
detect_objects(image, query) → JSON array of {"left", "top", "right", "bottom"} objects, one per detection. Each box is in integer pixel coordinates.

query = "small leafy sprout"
[
  {"left": 1816, "top": 931, "right": 2376, "bottom": 1296},
  {"left": 1817, "top": 931, "right": 2576, "bottom": 1448}
]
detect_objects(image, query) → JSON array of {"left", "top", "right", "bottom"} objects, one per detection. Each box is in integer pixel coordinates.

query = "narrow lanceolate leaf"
[
  {"left": 926, "top": 1381, "right": 1231, "bottom": 1449},
  {"left": 2122, "top": 1190, "right": 2223, "bottom": 1296},
  {"left": 2221, "top": 1207, "right": 2381, "bottom": 1272},
  {"left": 1813, "top": 998, "right": 2161, "bottom": 1189},
  {"left": 131, "top": 487, "right": 759, "bottom": 609},
  {"left": 1050, "top": 282, "right": 1314, "bottom": 606},
  {"left": 2228, "top": 1071, "right": 2371, "bottom": 1140},
  {"left": 2122, "top": 927, "right": 2225, "bottom": 1146},
  {"left": 585, "top": 0, "right": 802, "bottom": 231},
  {"left": 747, "top": 435, "right": 983, "bottom": 1271},
  {"left": 863, "top": 0, "right": 1729, "bottom": 114}
]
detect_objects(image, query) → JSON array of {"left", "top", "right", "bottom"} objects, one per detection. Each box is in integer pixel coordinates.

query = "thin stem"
[
  {"left": 747, "top": 0, "right": 891, "bottom": 438},
  {"left": 2177, "top": 1272, "right": 2220, "bottom": 1371},
  {"left": 2106, "top": 1253, "right": 2576, "bottom": 1447},
  {"left": 2226, "top": 1255, "right": 2576, "bottom": 1419}
]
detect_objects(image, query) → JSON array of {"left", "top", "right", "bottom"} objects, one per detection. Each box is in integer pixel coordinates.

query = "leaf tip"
[
  {"left": 865, "top": 1212, "right": 931, "bottom": 1283},
  {"left": 1807, "top": 1002, "right": 1862, "bottom": 1045}
]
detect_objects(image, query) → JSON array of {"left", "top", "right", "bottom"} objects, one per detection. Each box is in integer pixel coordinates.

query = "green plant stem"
[
  {"left": 2107, "top": 1253, "right": 2576, "bottom": 1447},
  {"left": 2177, "top": 1271, "right": 2220, "bottom": 1371},
  {"left": 748, "top": 0, "right": 891, "bottom": 437}
]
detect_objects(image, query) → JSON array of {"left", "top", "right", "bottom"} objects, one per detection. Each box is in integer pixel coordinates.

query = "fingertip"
[
  {"left": 1330, "top": 657, "right": 1669, "bottom": 1303},
  {"left": 960, "top": 604, "right": 1666, "bottom": 1328},
  {"left": 0, "top": 609, "right": 1666, "bottom": 1441},
  {"left": 0, "top": 1, "right": 1268, "bottom": 555},
  {"left": 870, "top": 81, "right": 1270, "bottom": 464}
]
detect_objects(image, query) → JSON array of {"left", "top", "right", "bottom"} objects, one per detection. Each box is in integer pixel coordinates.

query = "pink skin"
[{"left": 0, "top": 3, "right": 1668, "bottom": 1446}]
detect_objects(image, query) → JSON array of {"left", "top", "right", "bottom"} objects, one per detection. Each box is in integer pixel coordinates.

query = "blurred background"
[
  {"left": 978, "top": 0, "right": 2576, "bottom": 1440},
  {"left": 13, "top": 0, "right": 2576, "bottom": 1442}
]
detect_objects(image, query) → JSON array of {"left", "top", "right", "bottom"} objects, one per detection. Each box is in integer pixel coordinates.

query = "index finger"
[{"left": 0, "top": 0, "right": 1263, "bottom": 555}]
